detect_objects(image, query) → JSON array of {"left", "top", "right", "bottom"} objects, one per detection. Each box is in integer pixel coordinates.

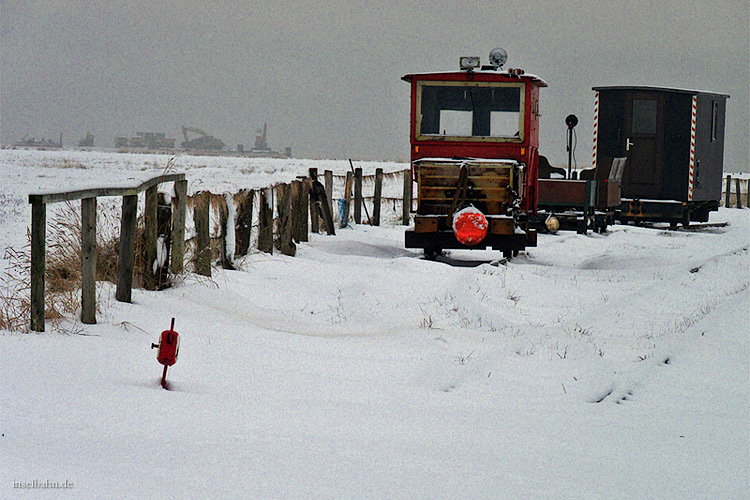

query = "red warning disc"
[{"left": 452, "top": 207, "right": 488, "bottom": 246}]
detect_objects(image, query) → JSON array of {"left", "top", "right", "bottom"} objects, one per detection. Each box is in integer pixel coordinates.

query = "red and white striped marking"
[
  {"left": 592, "top": 92, "right": 599, "bottom": 169},
  {"left": 688, "top": 96, "right": 697, "bottom": 201}
]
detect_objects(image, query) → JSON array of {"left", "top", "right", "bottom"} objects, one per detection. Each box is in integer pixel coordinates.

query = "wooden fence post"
[
  {"left": 81, "top": 197, "right": 97, "bottom": 324},
  {"left": 218, "top": 194, "right": 235, "bottom": 270},
  {"left": 171, "top": 179, "right": 187, "bottom": 274},
  {"left": 301, "top": 180, "right": 310, "bottom": 241},
  {"left": 30, "top": 197, "right": 46, "bottom": 332},
  {"left": 143, "top": 185, "right": 158, "bottom": 290},
  {"left": 402, "top": 169, "right": 411, "bottom": 225},
  {"left": 291, "top": 180, "right": 308, "bottom": 243},
  {"left": 373, "top": 168, "right": 383, "bottom": 226},
  {"left": 324, "top": 170, "right": 333, "bottom": 219},
  {"left": 155, "top": 193, "right": 173, "bottom": 288},
  {"left": 310, "top": 180, "right": 336, "bottom": 236},
  {"left": 193, "top": 191, "right": 211, "bottom": 277},
  {"left": 234, "top": 189, "right": 253, "bottom": 257},
  {"left": 342, "top": 171, "right": 353, "bottom": 227},
  {"left": 736, "top": 178, "right": 742, "bottom": 209},
  {"left": 354, "top": 167, "right": 363, "bottom": 224},
  {"left": 308, "top": 168, "right": 319, "bottom": 233},
  {"left": 275, "top": 183, "right": 296, "bottom": 256},
  {"left": 258, "top": 188, "right": 274, "bottom": 254},
  {"left": 725, "top": 174, "right": 731, "bottom": 207},
  {"left": 116, "top": 194, "right": 138, "bottom": 303}
]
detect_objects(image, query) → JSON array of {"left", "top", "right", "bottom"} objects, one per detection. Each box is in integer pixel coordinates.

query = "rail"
[{"left": 28, "top": 173, "right": 187, "bottom": 332}]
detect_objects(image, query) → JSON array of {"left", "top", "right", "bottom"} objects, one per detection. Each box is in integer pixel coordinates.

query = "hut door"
[{"left": 623, "top": 92, "right": 664, "bottom": 198}]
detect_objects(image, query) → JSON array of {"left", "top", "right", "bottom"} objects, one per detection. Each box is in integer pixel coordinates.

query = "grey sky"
[{"left": 2, "top": 0, "right": 748, "bottom": 170}]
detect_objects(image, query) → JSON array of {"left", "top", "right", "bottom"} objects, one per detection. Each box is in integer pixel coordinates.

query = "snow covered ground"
[{"left": 1, "top": 149, "right": 748, "bottom": 499}]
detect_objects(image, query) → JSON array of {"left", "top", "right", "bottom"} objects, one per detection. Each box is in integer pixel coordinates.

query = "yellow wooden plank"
[
  {"left": 419, "top": 176, "right": 511, "bottom": 188},
  {"left": 414, "top": 217, "right": 439, "bottom": 233}
]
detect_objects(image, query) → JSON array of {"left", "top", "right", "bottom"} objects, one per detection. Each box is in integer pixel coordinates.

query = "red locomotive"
[{"left": 402, "top": 48, "right": 545, "bottom": 258}]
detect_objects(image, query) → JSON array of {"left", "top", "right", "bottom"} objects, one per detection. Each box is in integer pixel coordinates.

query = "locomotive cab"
[{"left": 402, "top": 49, "right": 546, "bottom": 258}]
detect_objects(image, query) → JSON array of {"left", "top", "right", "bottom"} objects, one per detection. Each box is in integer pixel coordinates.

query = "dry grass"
[
  {"left": 0, "top": 201, "right": 152, "bottom": 332},
  {"left": 0, "top": 245, "right": 31, "bottom": 331},
  {"left": 51, "top": 201, "right": 141, "bottom": 285}
]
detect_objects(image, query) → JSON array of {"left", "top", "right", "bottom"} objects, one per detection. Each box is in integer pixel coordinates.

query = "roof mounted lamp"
[
  {"left": 488, "top": 47, "right": 508, "bottom": 70},
  {"left": 459, "top": 56, "right": 481, "bottom": 71}
]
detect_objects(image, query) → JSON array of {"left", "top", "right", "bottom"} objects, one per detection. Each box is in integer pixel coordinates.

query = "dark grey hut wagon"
[{"left": 592, "top": 86, "right": 729, "bottom": 226}]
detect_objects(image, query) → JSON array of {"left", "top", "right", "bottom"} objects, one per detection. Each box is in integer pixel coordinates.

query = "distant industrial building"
[
  {"left": 115, "top": 132, "right": 176, "bottom": 150},
  {"left": 78, "top": 132, "right": 94, "bottom": 147},
  {"left": 13, "top": 133, "right": 63, "bottom": 149}
]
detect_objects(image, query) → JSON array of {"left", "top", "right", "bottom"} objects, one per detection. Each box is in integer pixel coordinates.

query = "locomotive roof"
[
  {"left": 413, "top": 157, "right": 521, "bottom": 164},
  {"left": 402, "top": 70, "right": 548, "bottom": 87},
  {"left": 592, "top": 85, "right": 729, "bottom": 98}
]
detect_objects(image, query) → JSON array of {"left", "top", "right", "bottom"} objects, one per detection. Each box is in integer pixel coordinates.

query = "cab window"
[{"left": 417, "top": 82, "right": 524, "bottom": 141}]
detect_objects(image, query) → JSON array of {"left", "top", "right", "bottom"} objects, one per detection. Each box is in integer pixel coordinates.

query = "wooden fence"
[
  {"left": 28, "top": 174, "right": 186, "bottom": 332},
  {"left": 188, "top": 168, "right": 412, "bottom": 277},
  {"left": 27, "top": 168, "right": 411, "bottom": 332},
  {"left": 722, "top": 174, "right": 749, "bottom": 208}
]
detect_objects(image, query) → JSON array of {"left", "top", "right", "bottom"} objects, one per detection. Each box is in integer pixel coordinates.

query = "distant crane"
[
  {"left": 181, "top": 125, "right": 225, "bottom": 150},
  {"left": 181, "top": 125, "right": 207, "bottom": 142},
  {"left": 253, "top": 123, "right": 270, "bottom": 152},
  {"left": 244, "top": 123, "right": 291, "bottom": 157}
]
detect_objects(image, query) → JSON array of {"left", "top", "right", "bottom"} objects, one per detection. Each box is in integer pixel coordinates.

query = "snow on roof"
[
  {"left": 592, "top": 85, "right": 729, "bottom": 98},
  {"left": 402, "top": 69, "right": 548, "bottom": 87}
]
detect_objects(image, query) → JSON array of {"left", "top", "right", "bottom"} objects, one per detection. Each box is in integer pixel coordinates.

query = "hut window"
[{"left": 631, "top": 99, "right": 657, "bottom": 134}]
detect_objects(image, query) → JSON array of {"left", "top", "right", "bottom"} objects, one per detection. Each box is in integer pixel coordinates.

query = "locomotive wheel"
[
  {"left": 576, "top": 216, "right": 589, "bottom": 235},
  {"left": 681, "top": 210, "right": 691, "bottom": 228},
  {"left": 694, "top": 208, "right": 709, "bottom": 223},
  {"left": 424, "top": 246, "right": 442, "bottom": 260}
]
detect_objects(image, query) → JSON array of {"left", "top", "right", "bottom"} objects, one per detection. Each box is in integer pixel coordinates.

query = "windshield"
[{"left": 417, "top": 82, "right": 524, "bottom": 141}]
